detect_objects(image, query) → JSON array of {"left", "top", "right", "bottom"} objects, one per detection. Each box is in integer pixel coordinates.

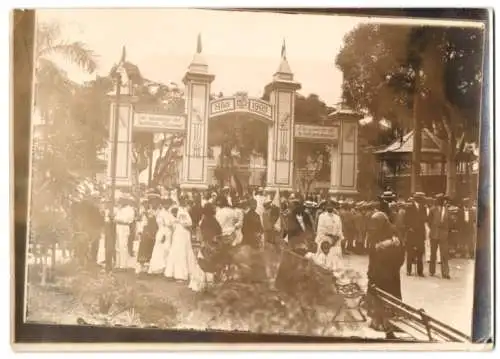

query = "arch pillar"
[
  {"left": 265, "top": 45, "right": 301, "bottom": 192},
  {"left": 180, "top": 35, "right": 215, "bottom": 190},
  {"left": 106, "top": 69, "right": 137, "bottom": 189},
  {"left": 328, "top": 108, "right": 361, "bottom": 196}
]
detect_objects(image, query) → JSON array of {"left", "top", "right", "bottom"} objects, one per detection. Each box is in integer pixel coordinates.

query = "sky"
[
  {"left": 37, "top": 9, "right": 484, "bottom": 106},
  {"left": 37, "top": 9, "right": 366, "bottom": 105}
]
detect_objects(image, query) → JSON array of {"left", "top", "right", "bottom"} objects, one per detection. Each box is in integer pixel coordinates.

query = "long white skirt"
[
  {"left": 188, "top": 251, "right": 214, "bottom": 292},
  {"left": 97, "top": 232, "right": 105, "bottom": 265},
  {"left": 164, "top": 227, "right": 197, "bottom": 281},
  {"left": 148, "top": 228, "right": 172, "bottom": 274},
  {"left": 115, "top": 224, "right": 131, "bottom": 269}
]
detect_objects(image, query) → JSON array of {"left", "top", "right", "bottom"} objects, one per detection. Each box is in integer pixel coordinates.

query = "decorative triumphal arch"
[{"left": 107, "top": 37, "right": 360, "bottom": 195}]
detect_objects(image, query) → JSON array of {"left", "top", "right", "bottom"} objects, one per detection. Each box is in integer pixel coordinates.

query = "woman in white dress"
[
  {"left": 164, "top": 199, "right": 197, "bottom": 282},
  {"left": 114, "top": 194, "right": 136, "bottom": 270},
  {"left": 148, "top": 199, "right": 174, "bottom": 274}
]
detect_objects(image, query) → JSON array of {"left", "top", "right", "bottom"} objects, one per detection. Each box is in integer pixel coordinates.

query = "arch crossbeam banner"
[{"left": 209, "top": 94, "right": 273, "bottom": 124}]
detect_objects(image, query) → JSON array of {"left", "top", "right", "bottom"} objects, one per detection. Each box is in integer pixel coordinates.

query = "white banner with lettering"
[{"left": 133, "top": 112, "right": 186, "bottom": 132}]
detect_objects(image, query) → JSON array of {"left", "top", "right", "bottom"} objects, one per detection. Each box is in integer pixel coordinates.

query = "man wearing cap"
[
  {"left": 428, "top": 194, "right": 450, "bottom": 278},
  {"left": 404, "top": 192, "right": 428, "bottom": 276}
]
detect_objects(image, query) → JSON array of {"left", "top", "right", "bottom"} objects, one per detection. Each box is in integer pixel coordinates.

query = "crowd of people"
[
  {"left": 76, "top": 185, "right": 476, "bottom": 277},
  {"left": 64, "top": 183, "right": 477, "bottom": 336}
]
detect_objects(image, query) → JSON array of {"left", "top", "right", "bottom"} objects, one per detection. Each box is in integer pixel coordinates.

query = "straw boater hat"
[
  {"left": 448, "top": 205, "right": 459, "bottom": 214},
  {"left": 379, "top": 190, "right": 396, "bottom": 201},
  {"left": 413, "top": 192, "right": 426, "bottom": 200},
  {"left": 118, "top": 192, "right": 135, "bottom": 205},
  {"left": 304, "top": 200, "right": 318, "bottom": 209},
  {"left": 146, "top": 188, "right": 161, "bottom": 202}
]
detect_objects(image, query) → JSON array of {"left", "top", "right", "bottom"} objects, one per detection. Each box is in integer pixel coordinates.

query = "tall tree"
[
  {"left": 336, "top": 23, "right": 484, "bottom": 197},
  {"left": 33, "top": 21, "right": 98, "bottom": 209}
]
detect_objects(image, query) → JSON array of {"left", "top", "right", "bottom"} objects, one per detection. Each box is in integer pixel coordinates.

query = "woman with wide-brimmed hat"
[
  {"left": 365, "top": 190, "right": 405, "bottom": 338},
  {"left": 135, "top": 189, "right": 161, "bottom": 274},
  {"left": 164, "top": 196, "right": 197, "bottom": 282},
  {"left": 148, "top": 198, "right": 175, "bottom": 275}
]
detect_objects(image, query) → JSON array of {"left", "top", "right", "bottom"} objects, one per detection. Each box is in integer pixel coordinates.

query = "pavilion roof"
[{"left": 374, "top": 128, "right": 444, "bottom": 156}]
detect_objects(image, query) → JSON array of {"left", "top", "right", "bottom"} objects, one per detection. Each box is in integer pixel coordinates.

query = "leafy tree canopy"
[{"left": 336, "top": 23, "right": 485, "bottom": 145}]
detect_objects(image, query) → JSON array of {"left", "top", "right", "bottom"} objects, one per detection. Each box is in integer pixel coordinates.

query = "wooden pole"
[
  {"left": 105, "top": 71, "right": 121, "bottom": 273},
  {"left": 148, "top": 133, "right": 154, "bottom": 186},
  {"left": 410, "top": 71, "right": 422, "bottom": 194}
]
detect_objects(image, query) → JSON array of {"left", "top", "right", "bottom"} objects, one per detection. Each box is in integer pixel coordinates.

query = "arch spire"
[
  {"left": 274, "top": 38, "right": 293, "bottom": 81},
  {"left": 197, "top": 33, "right": 202, "bottom": 54},
  {"left": 281, "top": 38, "right": 286, "bottom": 60}
]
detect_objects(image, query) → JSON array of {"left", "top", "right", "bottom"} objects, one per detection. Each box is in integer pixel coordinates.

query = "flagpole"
[{"left": 105, "top": 51, "right": 124, "bottom": 273}]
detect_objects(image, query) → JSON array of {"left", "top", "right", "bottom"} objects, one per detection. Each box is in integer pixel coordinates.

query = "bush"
[{"left": 64, "top": 269, "right": 179, "bottom": 328}]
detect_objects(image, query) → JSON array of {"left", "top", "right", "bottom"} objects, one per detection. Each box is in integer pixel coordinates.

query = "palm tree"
[
  {"left": 34, "top": 21, "right": 97, "bottom": 124},
  {"left": 30, "top": 22, "right": 99, "bottom": 281}
]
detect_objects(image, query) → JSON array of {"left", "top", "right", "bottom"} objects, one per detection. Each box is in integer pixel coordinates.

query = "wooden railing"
[{"left": 370, "top": 284, "right": 472, "bottom": 343}]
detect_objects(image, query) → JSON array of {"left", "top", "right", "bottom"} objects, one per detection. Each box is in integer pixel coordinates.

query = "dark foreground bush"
[
  {"left": 59, "top": 265, "right": 179, "bottom": 328},
  {"left": 190, "top": 249, "right": 364, "bottom": 336}
]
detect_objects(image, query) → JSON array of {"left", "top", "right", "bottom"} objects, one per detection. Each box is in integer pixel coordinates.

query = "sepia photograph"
[{"left": 14, "top": 7, "right": 491, "bottom": 347}]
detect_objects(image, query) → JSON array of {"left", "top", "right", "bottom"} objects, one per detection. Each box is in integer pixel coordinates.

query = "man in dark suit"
[
  {"left": 428, "top": 194, "right": 451, "bottom": 279},
  {"left": 404, "top": 192, "right": 428, "bottom": 276},
  {"left": 457, "top": 198, "right": 477, "bottom": 259}
]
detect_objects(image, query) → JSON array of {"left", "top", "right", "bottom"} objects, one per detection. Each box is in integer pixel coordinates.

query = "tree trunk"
[
  {"left": 410, "top": 72, "right": 422, "bottom": 194},
  {"left": 445, "top": 134, "right": 457, "bottom": 198},
  {"left": 152, "top": 134, "right": 167, "bottom": 183},
  {"left": 147, "top": 134, "right": 154, "bottom": 186},
  {"left": 40, "top": 250, "right": 47, "bottom": 286},
  {"left": 51, "top": 242, "right": 56, "bottom": 273}
]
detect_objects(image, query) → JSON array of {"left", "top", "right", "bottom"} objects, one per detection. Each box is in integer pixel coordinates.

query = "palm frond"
[
  {"left": 38, "top": 41, "right": 97, "bottom": 74},
  {"left": 36, "top": 22, "right": 62, "bottom": 58}
]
